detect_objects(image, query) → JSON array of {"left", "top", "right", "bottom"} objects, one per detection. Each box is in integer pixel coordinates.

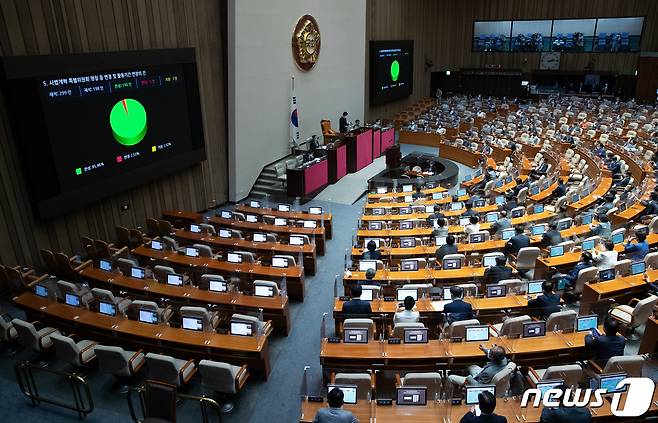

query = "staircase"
[{"left": 249, "top": 155, "right": 297, "bottom": 199}]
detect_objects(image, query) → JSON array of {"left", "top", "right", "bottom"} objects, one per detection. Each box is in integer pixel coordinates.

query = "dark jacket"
[
  {"left": 460, "top": 412, "right": 507, "bottom": 423},
  {"left": 436, "top": 244, "right": 459, "bottom": 262},
  {"left": 541, "top": 229, "right": 563, "bottom": 247},
  {"left": 484, "top": 265, "right": 513, "bottom": 285},
  {"left": 527, "top": 293, "right": 561, "bottom": 318},
  {"left": 444, "top": 299, "right": 474, "bottom": 324},
  {"left": 584, "top": 334, "right": 626, "bottom": 363},
  {"left": 362, "top": 250, "right": 381, "bottom": 260},
  {"left": 339, "top": 116, "right": 349, "bottom": 133},
  {"left": 551, "top": 183, "right": 567, "bottom": 198},
  {"left": 540, "top": 406, "right": 592, "bottom": 423},
  {"left": 341, "top": 299, "right": 372, "bottom": 315},
  {"left": 505, "top": 234, "right": 530, "bottom": 255},
  {"left": 564, "top": 261, "right": 594, "bottom": 284}
]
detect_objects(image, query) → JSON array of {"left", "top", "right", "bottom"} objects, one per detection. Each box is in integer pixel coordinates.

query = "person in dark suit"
[
  {"left": 502, "top": 194, "right": 518, "bottom": 213},
  {"left": 505, "top": 226, "right": 530, "bottom": 255},
  {"left": 436, "top": 235, "right": 458, "bottom": 263},
  {"left": 527, "top": 280, "right": 561, "bottom": 319},
  {"left": 313, "top": 387, "right": 360, "bottom": 423},
  {"left": 615, "top": 171, "right": 631, "bottom": 188},
  {"left": 362, "top": 240, "right": 382, "bottom": 260},
  {"left": 462, "top": 202, "right": 478, "bottom": 217},
  {"left": 539, "top": 384, "right": 592, "bottom": 423},
  {"left": 550, "top": 180, "right": 567, "bottom": 199},
  {"left": 483, "top": 256, "right": 512, "bottom": 285},
  {"left": 444, "top": 285, "right": 474, "bottom": 324},
  {"left": 562, "top": 252, "right": 594, "bottom": 286},
  {"left": 460, "top": 390, "right": 507, "bottom": 423},
  {"left": 342, "top": 284, "right": 371, "bottom": 315},
  {"left": 339, "top": 112, "right": 349, "bottom": 133},
  {"left": 540, "top": 222, "right": 563, "bottom": 247},
  {"left": 584, "top": 316, "right": 626, "bottom": 365}
]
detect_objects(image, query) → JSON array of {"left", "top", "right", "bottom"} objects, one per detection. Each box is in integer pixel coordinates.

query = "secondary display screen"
[
  {"left": 370, "top": 40, "right": 413, "bottom": 105},
  {"left": 1, "top": 49, "right": 205, "bottom": 219}
]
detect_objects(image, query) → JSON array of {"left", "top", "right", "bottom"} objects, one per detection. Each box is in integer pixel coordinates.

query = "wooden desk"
[
  {"left": 80, "top": 266, "right": 291, "bottom": 335},
  {"left": 361, "top": 205, "right": 499, "bottom": 221},
  {"left": 567, "top": 177, "right": 613, "bottom": 216},
  {"left": 173, "top": 229, "right": 317, "bottom": 275},
  {"left": 162, "top": 209, "right": 203, "bottom": 226},
  {"left": 235, "top": 205, "right": 333, "bottom": 239},
  {"left": 580, "top": 269, "right": 658, "bottom": 314},
  {"left": 365, "top": 195, "right": 470, "bottom": 209},
  {"left": 13, "top": 292, "right": 272, "bottom": 379},
  {"left": 209, "top": 216, "right": 326, "bottom": 255},
  {"left": 640, "top": 317, "right": 658, "bottom": 354},
  {"left": 367, "top": 186, "right": 446, "bottom": 200},
  {"left": 131, "top": 245, "right": 306, "bottom": 301}
]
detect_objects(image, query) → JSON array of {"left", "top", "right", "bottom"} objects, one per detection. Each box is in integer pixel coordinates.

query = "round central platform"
[{"left": 368, "top": 151, "right": 460, "bottom": 189}]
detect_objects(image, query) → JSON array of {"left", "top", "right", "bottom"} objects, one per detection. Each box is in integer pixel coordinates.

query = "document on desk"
[{"left": 431, "top": 300, "right": 450, "bottom": 311}]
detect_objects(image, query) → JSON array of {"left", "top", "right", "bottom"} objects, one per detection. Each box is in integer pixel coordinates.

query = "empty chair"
[
  {"left": 572, "top": 266, "right": 599, "bottom": 294},
  {"left": 458, "top": 283, "right": 478, "bottom": 297},
  {"left": 447, "top": 319, "right": 480, "bottom": 339},
  {"left": 50, "top": 333, "right": 97, "bottom": 368},
  {"left": 527, "top": 364, "right": 583, "bottom": 388},
  {"left": 145, "top": 218, "right": 161, "bottom": 238},
  {"left": 645, "top": 252, "right": 658, "bottom": 269},
  {"left": 131, "top": 300, "right": 173, "bottom": 325},
  {"left": 180, "top": 306, "right": 219, "bottom": 332},
  {"left": 198, "top": 223, "right": 216, "bottom": 235},
  {"left": 199, "top": 359, "right": 250, "bottom": 412},
  {"left": 403, "top": 283, "right": 432, "bottom": 298},
  {"left": 117, "top": 257, "right": 139, "bottom": 276},
  {"left": 234, "top": 251, "right": 257, "bottom": 263},
  {"left": 199, "top": 274, "right": 227, "bottom": 291},
  {"left": 546, "top": 310, "right": 577, "bottom": 332},
  {"left": 95, "top": 345, "right": 145, "bottom": 391},
  {"left": 391, "top": 322, "right": 425, "bottom": 339},
  {"left": 145, "top": 353, "right": 197, "bottom": 387},
  {"left": 91, "top": 288, "right": 131, "bottom": 315},
  {"left": 231, "top": 313, "right": 267, "bottom": 335},
  {"left": 497, "top": 279, "right": 525, "bottom": 294},
  {"left": 333, "top": 372, "right": 374, "bottom": 400},
  {"left": 397, "top": 372, "right": 442, "bottom": 400},
  {"left": 515, "top": 247, "right": 541, "bottom": 279},
  {"left": 153, "top": 265, "right": 178, "bottom": 284},
  {"left": 610, "top": 295, "right": 658, "bottom": 339},
  {"left": 12, "top": 318, "right": 60, "bottom": 355},
  {"left": 0, "top": 313, "right": 18, "bottom": 346},
  {"left": 343, "top": 318, "right": 376, "bottom": 340},
  {"left": 253, "top": 280, "right": 280, "bottom": 296},
  {"left": 490, "top": 315, "right": 531, "bottom": 337},
  {"left": 193, "top": 244, "right": 215, "bottom": 258},
  {"left": 557, "top": 240, "right": 575, "bottom": 253},
  {"left": 614, "top": 259, "right": 632, "bottom": 277},
  {"left": 442, "top": 253, "right": 465, "bottom": 268},
  {"left": 157, "top": 220, "right": 173, "bottom": 235},
  {"left": 161, "top": 236, "right": 179, "bottom": 251},
  {"left": 57, "top": 280, "right": 94, "bottom": 308},
  {"left": 601, "top": 355, "right": 644, "bottom": 377}
]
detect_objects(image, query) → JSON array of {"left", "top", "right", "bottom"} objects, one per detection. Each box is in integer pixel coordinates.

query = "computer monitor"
[
  {"left": 150, "top": 240, "right": 163, "bottom": 251},
  {"left": 360, "top": 289, "right": 373, "bottom": 301},
  {"left": 400, "top": 238, "right": 416, "bottom": 248},
  {"left": 528, "top": 281, "right": 543, "bottom": 294},
  {"left": 482, "top": 255, "right": 498, "bottom": 267},
  {"left": 611, "top": 232, "right": 624, "bottom": 245},
  {"left": 432, "top": 192, "right": 442, "bottom": 200},
  {"left": 536, "top": 380, "right": 564, "bottom": 397},
  {"left": 399, "top": 221, "right": 413, "bottom": 230},
  {"left": 465, "top": 385, "right": 495, "bottom": 405},
  {"left": 182, "top": 316, "right": 203, "bottom": 331},
  {"left": 435, "top": 236, "right": 447, "bottom": 246},
  {"left": 502, "top": 229, "right": 515, "bottom": 240},
  {"left": 166, "top": 273, "right": 184, "bottom": 286},
  {"left": 190, "top": 224, "right": 201, "bottom": 233},
  {"left": 443, "top": 258, "right": 462, "bottom": 270},
  {"left": 99, "top": 300, "right": 116, "bottom": 317},
  {"left": 404, "top": 328, "right": 428, "bottom": 344},
  {"left": 599, "top": 268, "right": 615, "bottom": 281},
  {"left": 495, "top": 196, "right": 505, "bottom": 205},
  {"left": 403, "top": 195, "right": 413, "bottom": 203},
  {"left": 511, "top": 208, "right": 524, "bottom": 218},
  {"left": 523, "top": 321, "right": 546, "bottom": 338},
  {"left": 581, "top": 239, "right": 595, "bottom": 251},
  {"left": 220, "top": 210, "right": 233, "bottom": 219},
  {"left": 530, "top": 185, "right": 540, "bottom": 195},
  {"left": 290, "top": 235, "right": 304, "bottom": 246},
  {"left": 459, "top": 217, "right": 470, "bottom": 226},
  {"left": 34, "top": 284, "right": 48, "bottom": 298},
  {"left": 474, "top": 199, "right": 486, "bottom": 208},
  {"left": 598, "top": 373, "right": 628, "bottom": 394},
  {"left": 486, "top": 284, "right": 506, "bottom": 298},
  {"left": 249, "top": 200, "right": 261, "bottom": 208},
  {"left": 486, "top": 213, "right": 499, "bottom": 223},
  {"left": 368, "top": 221, "right": 382, "bottom": 230},
  {"left": 400, "top": 260, "right": 419, "bottom": 271},
  {"left": 442, "top": 287, "right": 452, "bottom": 300},
  {"left": 254, "top": 285, "right": 275, "bottom": 297},
  {"left": 230, "top": 321, "right": 254, "bottom": 336},
  {"left": 327, "top": 385, "right": 358, "bottom": 405},
  {"left": 557, "top": 220, "right": 571, "bottom": 231},
  {"left": 227, "top": 253, "right": 242, "bottom": 264},
  {"left": 458, "top": 189, "right": 467, "bottom": 196},
  {"left": 184, "top": 247, "right": 198, "bottom": 257},
  {"left": 531, "top": 225, "right": 546, "bottom": 236},
  {"left": 576, "top": 315, "right": 598, "bottom": 332},
  {"left": 400, "top": 207, "right": 412, "bottom": 215},
  {"left": 278, "top": 204, "right": 291, "bottom": 212},
  {"left": 219, "top": 229, "right": 232, "bottom": 238},
  {"left": 425, "top": 205, "right": 435, "bottom": 213},
  {"left": 246, "top": 214, "right": 258, "bottom": 223},
  {"left": 272, "top": 257, "right": 289, "bottom": 268},
  {"left": 475, "top": 169, "right": 482, "bottom": 177},
  {"left": 464, "top": 174, "right": 472, "bottom": 181},
  {"left": 465, "top": 325, "right": 489, "bottom": 342},
  {"left": 376, "top": 186, "right": 387, "bottom": 194},
  {"left": 303, "top": 220, "right": 317, "bottom": 228},
  {"left": 581, "top": 213, "right": 593, "bottom": 225},
  {"left": 253, "top": 233, "right": 267, "bottom": 243},
  {"left": 372, "top": 208, "right": 385, "bottom": 215},
  {"left": 495, "top": 180, "right": 504, "bottom": 188},
  {"left": 65, "top": 293, "right": 80, "bottom": 307},
  {"left": 470, "top": 233, "right": 485, "bottom": 243},
  {"left": 309, "top": 206, "right": 323, "bottom": 215},
  {"left": 557, "top": 278, "right": 568, "bottom": 290},
  {"left": 402, "top": 184, "right": 413, "bottom": 193},
  {"left": 359, "top": 260, "right": 377, "bottom": 272},
  {"left": 534, "top": 204, "right": 544, "bottom": 214},
  {"left": 343, "top": 328, "right": 368, "bottom": 343},
  {"left": 274, "top": 218, "right": 287, "bottom": 226},
  {"left": 99, "top": 259, "right": 112, "bottom": 272},
  {"left": 451, "top": 202, "right": 464, "bottom": 211},
  {"left": 139, "top": 309, "right": 158, "bottom": 324},
  {"left": 131, "top": 267, "right": 146, "bottom": 279},
  {"left": 396, "top": 387, "right": 427, "bottom": 406},
  {"left": 630, "top": 261, "right": 646, "bottom": 275},
  {"left": 549, "top": 245, "right": 564, "bottom": 257},
  {"left": 208, "top": 279, "right": 228, "bottom": 292},
  {"left": 571, "top": 194, "right": 580, "bottom": 202},
  {"left": 397, "top": 288, "right": 418, "bottom": 301}
]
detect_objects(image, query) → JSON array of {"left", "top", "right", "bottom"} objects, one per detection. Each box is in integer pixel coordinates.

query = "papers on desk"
[{"left": 431, "top": 300, "right": 450, "bottom": 311}]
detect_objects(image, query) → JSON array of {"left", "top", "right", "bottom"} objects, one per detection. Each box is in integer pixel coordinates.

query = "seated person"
[
  {"left": 592, "top": 241, "right": 618, "bottom": 270},
  {"left": 464, "top": 215, "right": 481, "bottom": 236},
  {"left": 527, "top": 280, "right": 561, "bottom": 319},
  {"left": 364, "top": 268, "right": 379, "bottom": 286},
  {"left": 623, "top": 231, "right": 649, "bottom": 262},
  {"left": 341, "top": 284, "right": 371, "bottom": 315},
  {"left": 504, "top": 226, "right": 530, "bottom": 256},
  {"left": 448, "top": 345, "right": 508, "bottom": 387},
  {"left": 362, "top": 240, "right": 382, "bottom": 260},
  {"left": 490, "top": 210, "right": 511, "bottom": 235},
  {"left": 512, "top": 177, "right": 529, "bottom": 197},
  {"left": 590, "top": 215, "right": 611, "bottom": 239},
  {"left": 642, "top": 192, "right": 658, "bottom": 216},
  {"left": 562, "top": 252, "right": 594, "bottom": 286},
  {"left": 502, "top": 194, "right": 517, "bottom": 213},
  {"left": 432, "top": 217, "right": 449, "bottom": 238},
  {"left": 436, "top": 235, "right": 458, "bottom": 263},
  {"left": 615, "top": 171, "right": 631, "bottom": 188},
  {"left": 595, "top": 194, "right": 615, "bottom": 219},
  {"left": 394, "top": 296, "right": 420, "bottom": 324},
  {"left": 539, "top": 384, "right": 592, "bottom": 423},
  {"left": 427, "top": 205, "right": 446, "bottom": 224},
  {"left": 550, "top": 180, "right": 567, "bottom": 199},
  {"left": 584, "top": 316, "right": 626, "bottom": 366},
  {"left": 412, "top": 185, "right": 425, "bottom": 202},
  {"left": 444, "top": 285, "right": 474, "bottom": 324},
  {"left": 540, "top": 222, "right": 563, "bottom": 247},
  {"left": 460, "top": 390, "right": 507, "bottom": 423},
  {"left": 462, "top": 202, "right": 478, "bottom": 217},
  {"left": 313, "top": 387, "right": 359, "bottom": 423},
  {"left": 483, "top": 256, "right": 512, "bottom": 285}
]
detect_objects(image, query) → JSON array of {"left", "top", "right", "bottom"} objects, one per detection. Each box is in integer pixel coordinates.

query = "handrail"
[
  {"left": 127, "top": 386, "right": 223, "bottom": 423},
  {"left": 14, "top": 360, "right": 94, "bottom": 419}
]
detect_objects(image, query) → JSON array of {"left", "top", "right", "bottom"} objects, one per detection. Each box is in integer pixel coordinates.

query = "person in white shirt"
[
  {"left": 464, "top": 215, "right": 481, "bottom": 236},
  {"left": 394, "top": 296, "right": 420, "bottom": 324},
  {"left": 592, "top": 240, "right": 618, "bottom": 270}
]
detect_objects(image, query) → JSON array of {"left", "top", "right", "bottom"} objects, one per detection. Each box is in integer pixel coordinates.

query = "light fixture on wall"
[{"left": 445, "top": 70, "right": 451, "bottom": 76}]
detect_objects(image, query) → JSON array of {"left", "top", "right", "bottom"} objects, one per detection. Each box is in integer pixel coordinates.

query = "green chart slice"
[
  {"left": 390, "top": 60, "right": 400, "bottom": 82},
  {"left": 110, "top": 98, "right": 147, "bottom": 146}
]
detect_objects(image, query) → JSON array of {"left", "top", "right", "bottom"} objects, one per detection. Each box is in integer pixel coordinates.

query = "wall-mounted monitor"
[
  {"left": 473, "top": 21, "right": 512, "bottom": 52},
  {"left": 369, "top": 40, "right": 413, "bottom": 105},
  {"left": 594, "top": 17, "right": 644, "bottom": 52},
  {"left": 511, "top": 20, "right": 553, "bottom": 52},
  {"left": 550, "top": 19, "right": 597, "bottom": 52}
]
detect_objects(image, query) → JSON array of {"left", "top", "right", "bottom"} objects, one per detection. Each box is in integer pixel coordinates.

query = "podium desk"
[
  {"left": 380, "top": 127, "right": 395, "bottom": 152},
  {"left": 372, "top": 127, "right": 381, "bottom": 158},
  {"left": 327, "top": 142, "right": 348, "bottom": 183},
  {"left": 286, "top": 159, "right": 329, "bottom": 198},
  {"left": 345, "top": 128, "right": 373, "bottom": 172}
]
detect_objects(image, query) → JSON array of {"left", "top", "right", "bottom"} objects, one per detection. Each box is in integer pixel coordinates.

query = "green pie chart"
[
  {"left": 110, "top": 98, "right": 147, "bottom": 146},
  {"left": 390, "top": 60, "right": 400, "bottom": 82}
]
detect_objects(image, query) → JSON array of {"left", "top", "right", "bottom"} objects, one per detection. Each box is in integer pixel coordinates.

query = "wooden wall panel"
[
  {"left": 366, "top": 0, "right": 658, "bottom": 120},
  {"left": 0, "top": 0, "right": 228, "bottom": 268}
]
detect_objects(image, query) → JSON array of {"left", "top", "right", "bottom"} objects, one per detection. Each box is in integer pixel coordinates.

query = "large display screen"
[
  {"left": 1, "top": 49, "right": 205, "bottom": 219},
  {"left": 370, "top": 40, "right": 413, "bottom": 105}
]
